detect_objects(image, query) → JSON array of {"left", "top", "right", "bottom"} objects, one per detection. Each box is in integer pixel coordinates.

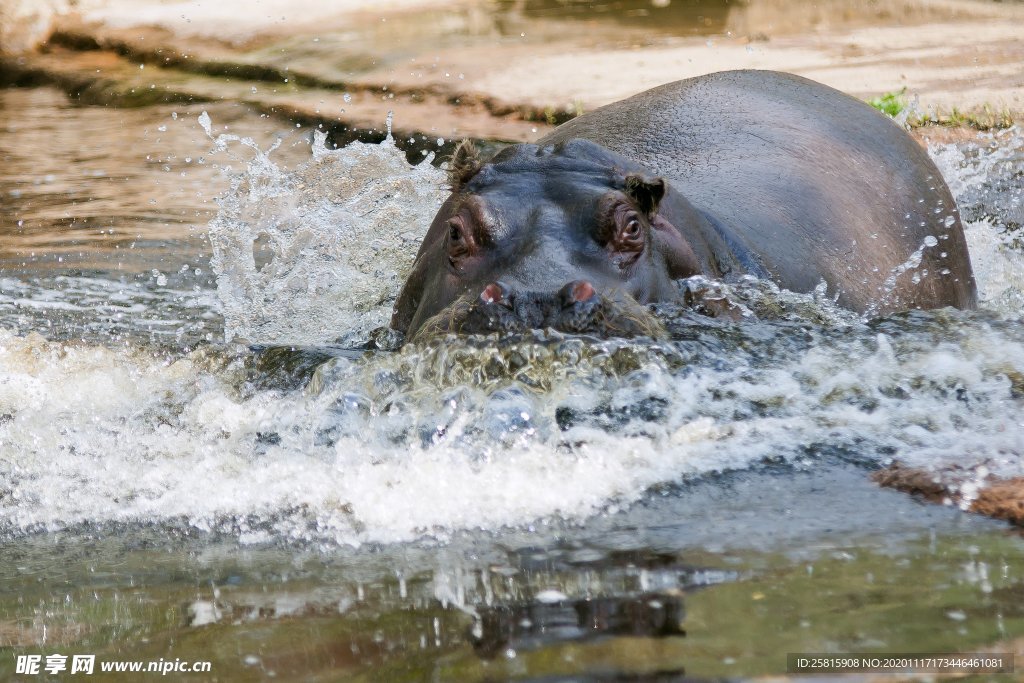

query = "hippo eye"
[
  {"left": 603, "top": 205, "right": 645, "bottom": 270},
  {"left": 617, "top": 211, "right": 643, "bottom": 244},
  {"left": 448, "top": 217, "right": 473, "bottom": 248},
  {"left": 447, "top": 215, "right": 477, "bottom": 270}
]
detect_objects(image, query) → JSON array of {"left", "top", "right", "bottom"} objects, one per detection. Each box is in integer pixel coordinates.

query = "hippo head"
[{"left": 390, "top": 139, "right": 701, "bottom": 342}]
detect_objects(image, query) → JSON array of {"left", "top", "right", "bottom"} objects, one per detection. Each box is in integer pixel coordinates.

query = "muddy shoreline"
[{"left": 2, "top": 0, "right": 1022, "bottom": 157}]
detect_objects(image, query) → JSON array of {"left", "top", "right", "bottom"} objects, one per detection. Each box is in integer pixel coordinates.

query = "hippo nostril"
[
  {"left": 572, "top": 281, "right": 597, "bottom": 302},
  {"left": 561, "top": 280, "right": 597, "bottom": 305},
  {"left": 480, "top": 282, "right": 511, "bottom": 305}
]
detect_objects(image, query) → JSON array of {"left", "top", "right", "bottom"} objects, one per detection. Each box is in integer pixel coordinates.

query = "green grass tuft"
[
  {"left": 865, "top": 89, "right": 1015, "bottom": 130},
  {"left": 868, "top": 87, "right": 907, "bottom": 117}
]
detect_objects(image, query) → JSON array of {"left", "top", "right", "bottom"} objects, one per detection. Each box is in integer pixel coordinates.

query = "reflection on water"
[
  {"left": 0, "top": 505, "right": 1016, "bottom": 680},
  {"left": 470, "top": 592, "right": 687, "bottom": 658},
  {"left": 498, "top": 0, "right": 733, "bottom": 34},
  {"left": 0, "top": 87, "right": 316, "bottom": 344},
  {"left": 0, "top": 88, "right": 312, "bottom": 275},
  {"left": 494, "top": 0, "right": 1007, "bottom": 36}
]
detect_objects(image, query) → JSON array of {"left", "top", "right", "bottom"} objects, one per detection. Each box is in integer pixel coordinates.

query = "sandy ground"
[
  {"left": 469, "top": 22, "right": 1024, "bottom": 114},
  {"left": 1, "top": 0, "right": 1022, "bottom": 141}
]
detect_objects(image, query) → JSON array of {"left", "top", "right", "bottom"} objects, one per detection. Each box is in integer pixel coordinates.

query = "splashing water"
[
  {"left": 206, "top": 116, "right": 446, "bottom": 345},
  {"left": 929, "top": 127, "right": 1024, "bottom": 313},
  {"left": 0, "top": 120, "right": 1022, "bottom": 546}
]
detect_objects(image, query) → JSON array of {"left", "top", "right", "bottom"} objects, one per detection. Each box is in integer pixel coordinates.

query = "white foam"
[
  {"left": 929, "top": 126, "right": 1024, "bottom": 316},
  {"left": 962, "top": 217, "right": 1024, "bottom": 313},
  {"left": 208, "top": 127, "right": 446, "bottom": 346},
  {"left": 1, "top": 307, "right": 1022, "bottom": 546}
]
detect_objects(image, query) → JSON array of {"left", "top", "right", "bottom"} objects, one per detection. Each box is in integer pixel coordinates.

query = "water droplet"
[
  {"left": 343, "top": 93, "right": 352, "bottom": 103},
  {"left": 923, "top": 235, "right": 938, "bottom": 247},
  {"left": 198, "top": 111, "right": 212, "bottom": 136},
  {"left": 536, "top": 589, "right": 568, "bottom": 603}
]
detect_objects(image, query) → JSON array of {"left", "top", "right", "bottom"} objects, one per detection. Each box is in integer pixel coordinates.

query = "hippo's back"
[{"left": 539, "top": 70, "right": 977, "bottom": 313}]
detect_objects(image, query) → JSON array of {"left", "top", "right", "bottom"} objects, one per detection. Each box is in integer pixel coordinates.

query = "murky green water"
[{"left": 1, "top": 469, "right": 1020, "bottom": 681}]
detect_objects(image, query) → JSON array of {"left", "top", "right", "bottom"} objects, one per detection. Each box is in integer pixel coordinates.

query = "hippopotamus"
[{"left": 390, "top": 70, "right": 977, "bottom": 341}]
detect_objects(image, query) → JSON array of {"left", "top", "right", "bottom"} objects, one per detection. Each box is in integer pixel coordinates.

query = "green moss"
[{"left": 868, "top": 88, "right": 907, "bottom": 118}]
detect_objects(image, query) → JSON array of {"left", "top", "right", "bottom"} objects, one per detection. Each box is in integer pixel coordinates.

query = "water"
[
  {"left": 206, "top": 120, "right": 446, "bottom": 346},
  {"left": 1, "top": 87, "right": 1023, "bottom": 679},
  {"left": 0, "top": 88, "right": 313, "bottom": 346}
]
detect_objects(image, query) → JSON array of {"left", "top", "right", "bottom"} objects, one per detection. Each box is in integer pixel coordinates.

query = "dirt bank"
[
  {"left": 874, "top": 463, "right": 1024, "bottom": 527},
  {"left": 1, "top": 0, "right": 1021, "bottom": 147}
]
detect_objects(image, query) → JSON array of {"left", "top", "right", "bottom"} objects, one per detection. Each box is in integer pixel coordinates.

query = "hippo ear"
[
  {"left": 624, "top": 173, "right": 666, "bottom": 216},
  {"left": 447, "top": 139, "right": 482, "bottom": 190}
]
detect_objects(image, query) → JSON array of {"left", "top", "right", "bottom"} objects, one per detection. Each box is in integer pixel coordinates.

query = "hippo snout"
[
  {"left": 409, "top": 280, "right": 665, "bottom": 342},
  {"left": 474, "top": 279, "right": 601, "bottom": 333}
]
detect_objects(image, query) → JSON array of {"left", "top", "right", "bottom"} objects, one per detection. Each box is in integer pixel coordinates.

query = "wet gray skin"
[
  {"left": 392, "top": 139, "right": 713, "bottom": 342},
  {"left": 392, "top": 71, "right": 979, "bottom": 345}
]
